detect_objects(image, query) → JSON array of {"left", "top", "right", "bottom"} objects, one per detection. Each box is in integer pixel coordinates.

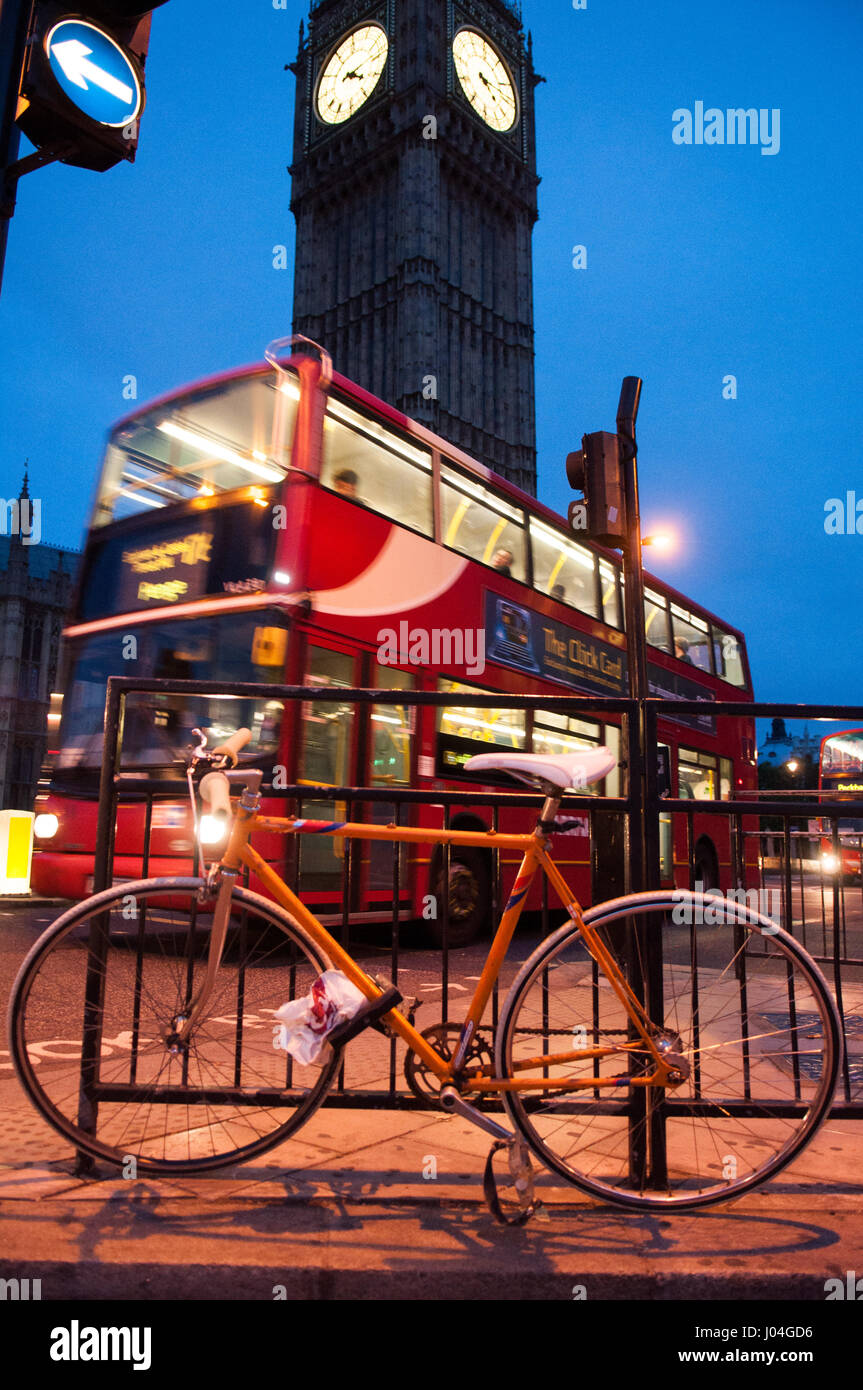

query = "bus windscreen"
[{"left": 57, "top": 613, "right": 288, "bottom": 771}]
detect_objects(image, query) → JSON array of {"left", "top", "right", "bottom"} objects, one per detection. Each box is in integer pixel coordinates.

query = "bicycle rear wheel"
[
  {"left": 496, "top": 890, "right": 842, "bottom": 1209},
  {"left": 8, "top": 878, "right": 339, "bottom": 1174}
]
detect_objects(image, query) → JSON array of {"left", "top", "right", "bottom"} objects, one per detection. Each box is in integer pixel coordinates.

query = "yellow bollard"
[{"left": 0, "top": 811, "right": 34, "bottom": 894}]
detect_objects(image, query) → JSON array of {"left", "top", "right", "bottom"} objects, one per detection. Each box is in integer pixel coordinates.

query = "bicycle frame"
[{"left": 181, "top": 798, "right": 678, "bottom": 1095}]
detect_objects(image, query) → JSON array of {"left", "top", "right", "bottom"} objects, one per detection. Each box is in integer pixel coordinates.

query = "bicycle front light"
[{"left": 199, "top": 813, "right": 229, "bottom": 846}]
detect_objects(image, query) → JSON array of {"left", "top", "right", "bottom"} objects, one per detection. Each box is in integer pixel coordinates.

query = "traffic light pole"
[
  {"left": 0, "top": 0, "right": 31, "bottom": 295},
  {"left": 616, "top": 376, "right": 668, "bottom": 1191},
  {"left": 616, "top": 377, "right": 662, "bottom": 892},
  {"left": 617, "top": 376, "right": 653, "bottom": 887}
]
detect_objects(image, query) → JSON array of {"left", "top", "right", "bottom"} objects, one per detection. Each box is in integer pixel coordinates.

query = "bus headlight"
[
  {"left": 198, "top": 814, "right": 228, "bottom": 846},
  {"left": 821, "top": 852, "right": 840, "bottom": 874},
  {"left": 33, "top": 814, "right": 59, "bottom": 840}
]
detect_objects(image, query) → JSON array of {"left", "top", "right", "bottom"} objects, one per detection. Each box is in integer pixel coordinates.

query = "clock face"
[
  {"left": 316, "top": 24, "right": 389, "bottom": 125},
  {"left": 452, "top": 28, "right": 518, "bottom": 132}
]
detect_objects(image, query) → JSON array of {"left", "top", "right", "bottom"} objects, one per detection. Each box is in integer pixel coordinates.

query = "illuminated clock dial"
[
  {"left": 316, "top": 24, "right": 389, "bottom": 125},
  {"left": 452, "top": 28, "right": 518, "bottom": 132}
]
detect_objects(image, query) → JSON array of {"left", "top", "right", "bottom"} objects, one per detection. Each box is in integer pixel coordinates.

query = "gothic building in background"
[
  {"left": 290, "top": 0, "right": 540, "bottom": 494},
  {"left": 0, "top": 477, "right": 78, "bottom": 811}
]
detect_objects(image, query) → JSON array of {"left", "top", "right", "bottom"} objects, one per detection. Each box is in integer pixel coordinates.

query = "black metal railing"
[{"left": 63, "top": 682, "right": 863, "bottom": 1173}]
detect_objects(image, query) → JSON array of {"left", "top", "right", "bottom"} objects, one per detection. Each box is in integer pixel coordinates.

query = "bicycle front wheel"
[
  {"left": 496, "top": 890, "right": 842, "bottom": 1209},
  {"left": 8, "top": 878, "right": 339, "bottom": 1174}
]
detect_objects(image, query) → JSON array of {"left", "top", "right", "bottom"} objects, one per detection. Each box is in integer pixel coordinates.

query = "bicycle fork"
[{"left": 163, "top": 869, "right": 236, "bottom": 1053}]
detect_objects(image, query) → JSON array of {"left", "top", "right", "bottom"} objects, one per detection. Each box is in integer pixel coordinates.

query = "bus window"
[
  {"left": 94, "top": 373, "right": 293, "bottom": 525},
  {"left": 529, "top": 518, "right": 599, "bottom": 617},
  {"left": 719, "top": 757, "right": 733, "bottom": 801},
  {"left": 533, "top": 712, "right": 601, "bottom": 766},
  {"left": 656, "top": 745, "right": 673, "bottom": 879},
  {"left": 599, "top": 559, "right": 622, "bottom": 629},
  {"left": 603, "top": 725, "right": 622, "bottom": 798},
  {"left": 533, "top": 712, "right": 616, "bottom": 796},
  {"left": 322, "top": 397, "right": 433, "bottom": 537},
  {"left": 644, "top": 588, "right": 672, "bottom": 652},
  {"left": 678, "top": 748, "right": 718, "bottom": 800},
  {"left": 440, "top": 465, "right": 527, "bottom": 582},
  {"left": 298, "top": 647, "right": 355, "bottom": 889},
  {"left": 712, "top": 627, "right": 748, "bottom": 688},
  {"left": 671, "top": 605, "right": 712, "bottom": 673},
  {"left": 436, "top": 679, "right": 526, "bottom": 777}
]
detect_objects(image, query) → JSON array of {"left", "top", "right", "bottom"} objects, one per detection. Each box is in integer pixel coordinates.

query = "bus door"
[
  {"left": 361, "top": 661, "right": 416, "bottom": 907},
  {"left": 296, "top": 643, "right": 356, "bottom": 895},
  {"left": 657, "top": 744, "right": 673, "bottom": 881}
]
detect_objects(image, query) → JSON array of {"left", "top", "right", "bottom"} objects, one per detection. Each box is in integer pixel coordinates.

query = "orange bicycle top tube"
[
  {"left": 253, "top": 814, "right": 536, "bottom": 852},
  {"left": 216, "top": 799, "right": 674, "bottom": 1088}
]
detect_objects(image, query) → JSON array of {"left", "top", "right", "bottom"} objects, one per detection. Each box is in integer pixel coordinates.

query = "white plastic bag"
[{"left": 273, "top": 971, "right": 368, "bottom": 1065}]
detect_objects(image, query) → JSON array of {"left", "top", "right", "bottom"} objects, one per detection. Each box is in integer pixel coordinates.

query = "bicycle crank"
[{"left": 438, "top": 1085, "right": 514, "bottom": 1143}]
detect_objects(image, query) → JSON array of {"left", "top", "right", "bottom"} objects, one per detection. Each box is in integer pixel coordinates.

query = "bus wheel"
[
  {"left": 429, "top": 849, "right": 490, "bottom": 948},
  {"left": 694, "top": 839, "right": 719, "bottom": 893}
]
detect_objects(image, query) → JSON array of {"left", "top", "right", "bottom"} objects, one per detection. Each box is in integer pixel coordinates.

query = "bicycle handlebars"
[
  {"left": 209, "top": 728, "right": 252, "bottom": 766},
  {"left": 195, "top": 727, "right": 253, "bottom": 825}
]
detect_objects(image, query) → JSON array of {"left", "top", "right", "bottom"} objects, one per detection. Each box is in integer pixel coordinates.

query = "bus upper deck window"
[
  {"left": 671, "top": 605, "right": 712, "bottom": 673},
  {"left": 599, "top": 560, "right": 622, "bottom": 629},
  {"left": 440, "top": 466, "right": 526, "bottom": 582},
  {"left": 712, "top": 627, "right": 748, "bottom": 688},
  {"left": 93, "top": 373, "right": 292, "bottom": 525},
  {"left": 529, "top": 518, "right": 598, "bottom": 618},
  {"left": 322, "top": 398, "right": 433, "bottom": 538},
  {"left": 644, "top": 588, "right": 672, "bottom": 652}
]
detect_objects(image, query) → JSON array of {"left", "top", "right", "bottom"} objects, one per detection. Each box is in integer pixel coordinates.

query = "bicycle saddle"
[{"left": 464, "top": 747, "right": 617, "bottom": 791}]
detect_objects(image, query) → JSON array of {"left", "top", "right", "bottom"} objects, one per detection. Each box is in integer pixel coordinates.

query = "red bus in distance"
[{"left": 819, "top": 729, "right": 863, "bottom": 881}]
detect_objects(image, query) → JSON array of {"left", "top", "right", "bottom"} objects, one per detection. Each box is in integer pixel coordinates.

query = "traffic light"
[
  {"left": 566, "top": 430, "right": 627, "bottom": 547},
  {"left": 15, "top": 2, "right": 169, "bottom": 172}
]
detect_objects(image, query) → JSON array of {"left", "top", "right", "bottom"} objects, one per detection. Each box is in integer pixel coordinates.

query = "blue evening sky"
[{"left": 0, "top": 0, "right": 860, "bottom": 704}]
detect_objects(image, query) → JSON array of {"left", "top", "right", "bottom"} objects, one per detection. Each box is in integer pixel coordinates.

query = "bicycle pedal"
[
  {"left": 483, "top": 1139, "right": 543, "bottom": 1228},
  {"left": 326, "top": 985, "right": 402, "bottom": 1048}
]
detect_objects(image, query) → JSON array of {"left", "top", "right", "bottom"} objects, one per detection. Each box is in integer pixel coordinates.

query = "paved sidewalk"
[{"left": 2, "top": 1087, "right": 863, "bottom": 1300}]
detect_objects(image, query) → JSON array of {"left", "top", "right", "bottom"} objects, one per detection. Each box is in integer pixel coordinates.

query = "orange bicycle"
[{"left": 9, "top": 727, "right": 842, "bottom": 1218}]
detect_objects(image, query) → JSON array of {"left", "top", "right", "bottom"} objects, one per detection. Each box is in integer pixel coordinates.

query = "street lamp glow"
[
  {"left": 786, "top": 759, "right": 799, "bottom": 774},
  {"left": 642, "top": 531, "right": 675, "bottom": 553}
]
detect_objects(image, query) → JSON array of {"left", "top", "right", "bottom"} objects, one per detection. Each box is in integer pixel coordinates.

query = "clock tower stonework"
[{"left": 290, "top": 0, "right": 540, "bottom": 495}]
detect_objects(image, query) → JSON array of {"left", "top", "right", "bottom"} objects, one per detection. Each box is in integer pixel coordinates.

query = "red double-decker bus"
[{"left": 32, "top": 341, "right": 757, "bottom": 942}]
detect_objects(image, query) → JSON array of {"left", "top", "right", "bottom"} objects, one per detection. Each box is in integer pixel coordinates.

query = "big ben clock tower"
[{"left": 289, "top": 0, "right": 540, "bottom": 495}]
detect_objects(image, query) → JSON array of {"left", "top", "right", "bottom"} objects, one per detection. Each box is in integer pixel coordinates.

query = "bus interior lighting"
[
  {"left": 157, "top": 421, "right": 282, "bottom": 483},
  {"left": 116, "top": 488, "right": 163, "bottom": 508}
]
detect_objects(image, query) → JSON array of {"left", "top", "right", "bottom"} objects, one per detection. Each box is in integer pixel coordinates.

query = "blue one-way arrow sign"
[{"left": 45, "top": 20, "right": 142, "bottom": 129}]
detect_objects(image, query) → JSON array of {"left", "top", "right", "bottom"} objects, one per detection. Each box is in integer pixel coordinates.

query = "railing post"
[
  {"left": 642, "top": 701, "right": 668, "bottom": 1188},
  {"left": 75, "top": 678, "right": 124, "bottom": 1172},
  {"left": 623, "top": 700, "right": 648, "bottom": 1188},
  {"left": 92, "top": 678, "right": 123, "bottom": 894}
]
